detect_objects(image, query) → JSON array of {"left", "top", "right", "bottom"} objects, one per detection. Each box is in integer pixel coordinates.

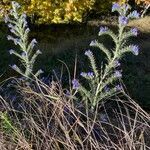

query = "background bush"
[{"left": 0, "top": 0, "right": 122, "bottom": 24}]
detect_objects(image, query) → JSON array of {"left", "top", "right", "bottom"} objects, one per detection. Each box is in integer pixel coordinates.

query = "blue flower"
[
  {"left": 114, "top": 70, "right": 122, "bottom": 78},
  {"left": 119, "top": 16, "right": 128, "bottom": 25},
  {"left": 129, "top": 10, "right": 140, "bottom": 19},
  {"left": 131, "top": 28, "right": 138, "bottom": 36},
  {"left": 72, "top": 79, "right": 80, "bottom": 89},
  {"left": 84, "top": 50, "right": 93, "bottom": 57},
  {"left": 112, "top": 3, "right": 120, "bottom": 12},
  {"left": 99, "top": 27, "right": 108, "bottom": 33},
  {"left": 130, "top": 45, "right": 139, "bottom": 56}
]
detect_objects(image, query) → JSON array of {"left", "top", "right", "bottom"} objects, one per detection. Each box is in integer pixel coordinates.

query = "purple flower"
[
  {"left": 115, "top": 84, "right": 122, "bottom": 91},
  {"left": 119, "top": 16, "right": 128, "bottom": 25},
  {"left": 9, "top": 49, "right": 14, "bottom": 55},
  {"left": 114, "top": 70, "right": 122, "bottom": 78},
  {"left": 72, "top": 79, "right": 80, "bottom": 89},
  {"left": 80, "top": 72, "right": 94, "bottom": 78},
  {"left": 99, "top": 27, "right": 108, "bottom": 33},
  {"left": 114, "top": 60, "right": 121, "bottom": 67},
  {"left": 112, "top": 3, "right": 120, "bottom": 12},
  {"left": 131, "top": 28, "right": 138, "bottom": 36},
  {"left": 65, "top": 90, "right": 70, "bottom": 96},
  {"left": 84, "top": 50, "right": 93, "bottom": 57},
  {"left": 87, "top": 72, "right": 94, "bottom": 78},
  {"left": 129, "top": 11, "right": 140, "bottom": 19},
  {"left": 130, "top": 45, "right": 139, "bottom": 56}
]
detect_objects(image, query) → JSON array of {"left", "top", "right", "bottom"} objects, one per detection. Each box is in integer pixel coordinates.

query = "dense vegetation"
[
  {"left": 0, "top": 1, "right": 150, "bottom": 150},
  {"left": 0, "top": 0, "right": 149, "bottom": 24}
]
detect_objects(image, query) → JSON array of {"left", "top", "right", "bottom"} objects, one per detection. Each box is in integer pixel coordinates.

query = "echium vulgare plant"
[
  {"left": 5, "top": 1, "right": 43, "bottom": 79},
  {"left": 72, "top": 3, "right": 140, "bottom": 111}
]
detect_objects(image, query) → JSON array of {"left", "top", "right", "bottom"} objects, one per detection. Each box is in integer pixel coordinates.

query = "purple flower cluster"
[
  {"left": 130, "top": 45, "right": 139, "bottom": 56},
  {"left": 114, "top": 70, "right": 122, "bottom": 78},
  {"left": 129, "top": 10, "right": 140, "bottom": 19},
  {"left": 131, "top": 28, "right": 138, "bottom": 36},
  {"left": 80, "top": 72, "right": 94, "bottom": 78},
  {"left": 119, "top": 16, "right": 128, "bottom": 25},
  {"left": 112, "top": 3, "right": 120, "bottom": 12},
  {"left": 84, "top": 50, "right": 93, "bottom": 57},
  {"left": 99, "top": 27, "right": 108, "bottom": 33},
  {"left": 115, "top": 84, "right": 122, "bottom": 91},
  {"left": 72, "top": 79, "right": 80, "bottom": 90}
]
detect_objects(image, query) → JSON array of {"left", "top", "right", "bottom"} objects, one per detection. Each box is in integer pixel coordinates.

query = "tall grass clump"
[{"left": 0, "top": 1, "right": 150, "bottom": 150}]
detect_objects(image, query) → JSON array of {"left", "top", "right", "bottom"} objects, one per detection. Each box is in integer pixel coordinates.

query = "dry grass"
[
  {"left": 0, "top": 78, "right": 150, "bottom": 150},
  {"left": 128, "top": 16, "right": 150, "bottom": 33}
]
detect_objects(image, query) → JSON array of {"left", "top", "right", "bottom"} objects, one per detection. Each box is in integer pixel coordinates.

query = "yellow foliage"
[
  {"left": 0, "top": 0, "right": 119, "bottom": 24},
  {"left": 117, "top": 0, "right": 150, "bottom": 5},
  {"left": 11, "top": 0, "right": 95, "bottom": 24}
]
